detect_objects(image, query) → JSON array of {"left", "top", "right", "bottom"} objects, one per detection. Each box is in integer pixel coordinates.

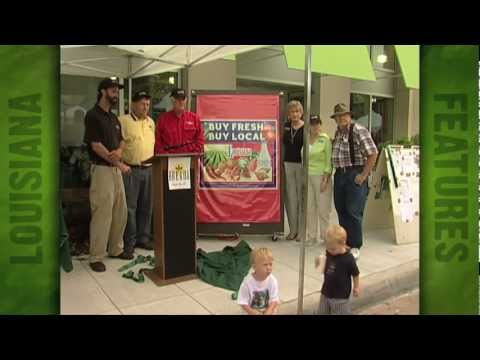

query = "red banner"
[{"left": 196, "top": 94, "right": 281, "bottom": 223}]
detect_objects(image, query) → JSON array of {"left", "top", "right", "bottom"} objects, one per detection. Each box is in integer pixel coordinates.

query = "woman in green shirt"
[{"left": 304, "top": 115, "right": 333, "bottom": 246}]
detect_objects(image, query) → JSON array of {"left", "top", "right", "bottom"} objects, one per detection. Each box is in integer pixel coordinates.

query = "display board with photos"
[
  {"left": 365, "top": 145, "right": 419, "bottom": 245},
  {"left": 389, "top": 146, "right": 419, "bottom": 213}
]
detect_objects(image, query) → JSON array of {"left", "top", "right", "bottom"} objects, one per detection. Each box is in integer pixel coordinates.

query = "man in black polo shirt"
[{"left": 84, "top": 77, "right": 133, "bottom": 272}]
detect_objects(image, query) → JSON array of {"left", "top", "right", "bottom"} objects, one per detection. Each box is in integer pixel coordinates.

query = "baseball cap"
[
  {"left": 97, "top": 77, "right": 124, "bottom": 92},
  {"left": 132, "top": 90, "right": 151, "bottom": 102},
  {"left": 170, "top": 88, "right": 187, "bottom": 99},
  {"left": 310, "top": 114, "right": 322, "bottom": 125}
]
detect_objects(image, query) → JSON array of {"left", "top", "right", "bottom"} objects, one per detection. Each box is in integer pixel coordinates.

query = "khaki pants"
[
  {"left": 284, "top": 162, "right": 304, "bottom": 237},
  {"left": 306, "top": 174, "right": 332, "bottom": 242},
  {"left": 89, "top": 164, "right": 127, "bottom": 263}
]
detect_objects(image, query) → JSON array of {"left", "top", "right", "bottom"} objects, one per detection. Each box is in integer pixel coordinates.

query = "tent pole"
[
  {"left": 184, "top": 66, "right": 190, "bottom": 111},
  {"left": 189, "top": 45, "right": 226, "bottom": 66},
  {"left": 60, "top": 62, "right": 115, "bottom": 76},
  {"left": 297, "top": 45, "right": 312, "bottom": 315},
  {"left": 185, "top": 46, "right": 192, "bottom": 111},
  {"left": 128, "top": 77, "right": 132, "bottom": 110},
  {"left": 127, "top": 55, "right": 133, "bottom": 113},
  {"left": 119, "top": 78, "right": 125, "bottom": 115}
]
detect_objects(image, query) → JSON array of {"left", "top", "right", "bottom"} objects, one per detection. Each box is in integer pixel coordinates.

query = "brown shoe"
[
  {"left": 90, "top": 262, "right": 106, "bottom": 272},
  {"left": 109, "top": 251, "right": 134, "bottom": 260}
]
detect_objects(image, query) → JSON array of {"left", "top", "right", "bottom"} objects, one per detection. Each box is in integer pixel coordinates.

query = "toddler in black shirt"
[{"left": 315, "top": 224, "right": 360, "bottom": 315}]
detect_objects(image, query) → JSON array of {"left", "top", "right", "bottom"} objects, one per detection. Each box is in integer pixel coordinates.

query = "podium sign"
[{"left": 168, "top": 157, "right": 191, "bottom": 190}]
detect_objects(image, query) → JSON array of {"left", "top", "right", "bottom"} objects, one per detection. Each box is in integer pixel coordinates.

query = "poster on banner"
[
  {"left": 202, "top": 120, "right": 277, "bottom": 186},
  {"left": 195, "top": 94, "right": 281, "bottom": 225},
  {"left": 168, "top": 157, "right": 191, "bottom": 190}
]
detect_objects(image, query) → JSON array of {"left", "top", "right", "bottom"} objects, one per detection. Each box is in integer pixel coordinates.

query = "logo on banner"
[{"left": 168, "top": 157, "right": 191, "bottom": 190}]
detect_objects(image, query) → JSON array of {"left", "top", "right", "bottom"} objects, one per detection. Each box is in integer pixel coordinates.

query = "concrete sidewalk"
[
  {"left": 357, "top": 289, "right": 419, "bottom": 315},
  {"left": 61, "top": 228, "right": 418, "bottom": 315},
  {"left": 280, "top": 257, "right": 418, "bottom": 315}
]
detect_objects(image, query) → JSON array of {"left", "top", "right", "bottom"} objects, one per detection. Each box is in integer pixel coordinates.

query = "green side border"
[
  {"left": 420, "top": 45, "right": 479, "bottom": 314},
  {"left": 0, "top": 45, "right": 60, "bottom": 314}
]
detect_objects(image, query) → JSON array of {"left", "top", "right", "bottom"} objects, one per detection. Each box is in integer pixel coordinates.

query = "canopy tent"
[
  {"left": 61, "top": 45, "right": 267, "bottom": 78},
  {"left": 61, "top": 45, "right": 419, "bottom": 107},
  {"left": 61, "top": 45, "right": 419, "bottom": 87},
  {"left": 61, "top": 45, "right": 267, "bottom": 110}
]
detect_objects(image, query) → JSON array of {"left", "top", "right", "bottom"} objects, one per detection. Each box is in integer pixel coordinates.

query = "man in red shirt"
[{"left": 155, "top": 88, "right": 205, "bottom": 154}]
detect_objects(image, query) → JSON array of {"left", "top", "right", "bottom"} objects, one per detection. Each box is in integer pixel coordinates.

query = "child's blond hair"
[
  {"left": 325, "top": 224, "right": 347, "bottom": 248},
  {"left": 251, "top": 247, "right": 274, "bottom": 265}
]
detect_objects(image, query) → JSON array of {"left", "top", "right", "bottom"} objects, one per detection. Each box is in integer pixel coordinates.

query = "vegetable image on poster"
[{"left": 201, "top": 120, "right": 277, "bottom": 186}]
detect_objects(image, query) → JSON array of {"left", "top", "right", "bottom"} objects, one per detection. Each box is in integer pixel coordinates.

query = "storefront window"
[
  {"left": 350, "top": 93, "right": 394, "bottom": 149},
  {"left": 61, "top": 74, "right": 120, "bottom": 147},
  {"left": 371, "top": 96, "right": 394, "bottom": 148},
  {"left": 124, "top": 72, "right": 179, "bottom": 121},
  {"left": 61, "top": 75, "right": 121, "bottom": 188},
  {"left": 351, "top": 93, "right": 370, "bottom": 129}
]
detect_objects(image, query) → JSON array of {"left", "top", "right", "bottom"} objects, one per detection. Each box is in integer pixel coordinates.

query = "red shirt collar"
[{"left": 173, "top": 110, "right": 185, "bottom": 119}]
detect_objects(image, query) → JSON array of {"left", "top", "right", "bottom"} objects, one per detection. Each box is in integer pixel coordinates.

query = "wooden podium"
[{"left": 143, "top": 153, "right": 201, "bottom": 286}]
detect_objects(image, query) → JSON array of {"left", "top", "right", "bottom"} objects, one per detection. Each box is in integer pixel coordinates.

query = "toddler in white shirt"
[{"left": 237, "top": 248, "right": 280, "bottom": 315}]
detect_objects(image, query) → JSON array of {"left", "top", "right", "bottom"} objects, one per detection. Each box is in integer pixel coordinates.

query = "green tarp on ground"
[
  {"left": 196, "top": 240, "right": 252, "bottom": 293},
  {"left": 117, "top": 240, "right": 253, "bottom": 293}
]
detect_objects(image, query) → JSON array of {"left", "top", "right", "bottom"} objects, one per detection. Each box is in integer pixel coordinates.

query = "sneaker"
[
  {"left": 286, "top": 233, "right": 297, "bottom": 241},
  {"left": 90, "top": 261, "right": 106, "bottom": 272},
  {"left": 350, "top": 248, "right": 360, "bottom": 260},
  {"left": 295, "top": 234, "right": 305, "bottom": 243},
  {"left": 136, "top": 241, "right": 154, "bottom": 250},
  {"left": 109, "top": 251, "right": 134, "bottom": 260}
]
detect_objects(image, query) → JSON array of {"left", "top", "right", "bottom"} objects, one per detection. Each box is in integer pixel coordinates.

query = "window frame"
[{"left": 350, "top": 91, "right": 395, "bottom": 146}]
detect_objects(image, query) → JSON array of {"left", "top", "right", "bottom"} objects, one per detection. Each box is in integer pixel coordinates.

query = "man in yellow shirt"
[{"left": 118, "top": 91, "right": 156, "bottom": 256}]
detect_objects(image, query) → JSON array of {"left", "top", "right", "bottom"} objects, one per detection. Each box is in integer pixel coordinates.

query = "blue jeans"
[
  {"left": 333, "top": 167, "right": 369, "bottom": 249},
  {"left": 122, "top": 166, "right": 153, "bottom": 253}
]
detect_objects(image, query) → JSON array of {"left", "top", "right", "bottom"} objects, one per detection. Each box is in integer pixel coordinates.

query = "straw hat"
[{"left": 330, "top": 103, "right": 353, "bottom": 119}]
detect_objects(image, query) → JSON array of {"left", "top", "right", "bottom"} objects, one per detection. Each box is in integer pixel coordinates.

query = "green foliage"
[{"left": 378, "top": 134, "right": 419, "bottom": 153}]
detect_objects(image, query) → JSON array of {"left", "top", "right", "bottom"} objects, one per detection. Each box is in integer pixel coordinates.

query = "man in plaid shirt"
[{"left": 331, "top": 103, "right": 378, "bottom": 260}]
